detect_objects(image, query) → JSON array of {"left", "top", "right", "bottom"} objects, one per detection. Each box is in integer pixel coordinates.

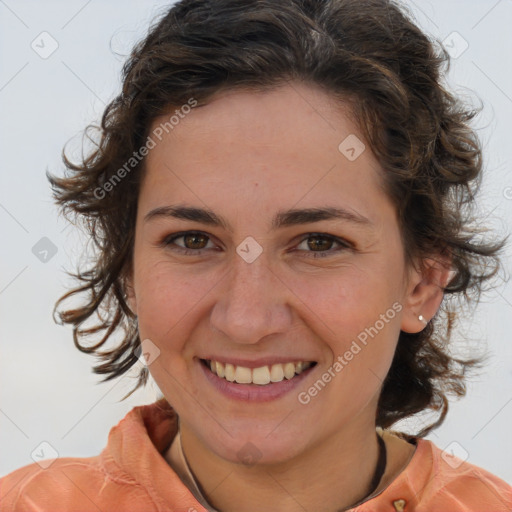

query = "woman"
[{"left": 1, "top": 0, "right": 510, "bottom": 510}]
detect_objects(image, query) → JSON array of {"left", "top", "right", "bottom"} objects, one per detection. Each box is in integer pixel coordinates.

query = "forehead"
[
  {"left": 140, "top": 83, "right": 390, "bottom": 225},
  {"left": 150, "top": 83, "right": 359, "bottom": 154}
]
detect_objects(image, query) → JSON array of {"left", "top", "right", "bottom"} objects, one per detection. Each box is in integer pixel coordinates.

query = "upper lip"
[{"left": 199, "top": 356, "right": 317, "bottom": 369}]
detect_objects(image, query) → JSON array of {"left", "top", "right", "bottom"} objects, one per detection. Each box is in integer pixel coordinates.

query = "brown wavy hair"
[{"left": 48, "top": 0, "right": 504, "bottom": 436}]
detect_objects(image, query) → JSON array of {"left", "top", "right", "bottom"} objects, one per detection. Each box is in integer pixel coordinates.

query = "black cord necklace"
[
  {"left": 338, "top": 433, "right": 387, "bottom": 511},
  {"left": 367, "top": 434, "right": 387, "bottom": 495}
]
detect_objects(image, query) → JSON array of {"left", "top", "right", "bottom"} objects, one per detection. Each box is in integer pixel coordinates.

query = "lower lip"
[{"left": 198, "top": 359, "right": 316, "bottom": 402}]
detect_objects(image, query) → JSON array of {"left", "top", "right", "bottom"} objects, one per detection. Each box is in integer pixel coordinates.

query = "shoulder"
[
  {"left": 383, "top": 436, "right": 512, "bottom": 511},
  {"left": 427, "top": 439, "right": 512, "bottom": 509},
  {"left": 0, "top": 455, "right": 151, "bottom": 512},
  {"left": 0, "top": 400, "right": 183, "bottom": 512}
]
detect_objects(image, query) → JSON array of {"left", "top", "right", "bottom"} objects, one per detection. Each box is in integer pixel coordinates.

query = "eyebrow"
[{"left": 144, "top": 205, "right": 373, "bottom": 231}]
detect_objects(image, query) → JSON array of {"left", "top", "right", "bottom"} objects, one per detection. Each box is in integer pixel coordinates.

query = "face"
[{"left": 128, "top": 83, "right": 423, "bottom": 465}]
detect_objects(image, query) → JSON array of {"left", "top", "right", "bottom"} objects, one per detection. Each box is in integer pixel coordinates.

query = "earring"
[{"left": 418, "top": 314, "right": 428, "bottom": 326}]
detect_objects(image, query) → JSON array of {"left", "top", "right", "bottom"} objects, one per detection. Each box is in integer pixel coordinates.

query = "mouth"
[{"left": 200, "top": 358, "right": 317, "bottom": 385}]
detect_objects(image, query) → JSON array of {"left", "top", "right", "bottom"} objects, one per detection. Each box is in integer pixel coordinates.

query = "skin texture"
[{"left": 127, "top": 82, "right": 449, "bottom": 512}]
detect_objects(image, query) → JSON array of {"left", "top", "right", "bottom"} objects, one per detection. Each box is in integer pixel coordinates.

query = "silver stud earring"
[{"left": 418, "top": 314, "right": 428, "bottom": 326}]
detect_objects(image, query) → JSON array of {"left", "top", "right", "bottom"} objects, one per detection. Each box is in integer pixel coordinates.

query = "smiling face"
[{"left": 127, "top": 82, "right": 428, "bottom": 465}]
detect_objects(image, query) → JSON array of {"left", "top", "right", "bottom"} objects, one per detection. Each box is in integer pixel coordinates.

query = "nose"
[{"left": 210, "top": 252, "right": 293, "bottom": 345}]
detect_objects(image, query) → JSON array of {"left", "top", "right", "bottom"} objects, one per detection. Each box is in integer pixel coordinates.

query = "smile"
[{"left": 201, "top": 359, "right": 316, "bottom": 385}]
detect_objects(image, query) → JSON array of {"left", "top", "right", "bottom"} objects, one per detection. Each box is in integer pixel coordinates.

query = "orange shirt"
[{"left": 1, "top": 399, "right": 511, "bottom": 512}]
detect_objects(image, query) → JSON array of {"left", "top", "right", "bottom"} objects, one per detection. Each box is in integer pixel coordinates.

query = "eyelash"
[{"left": 161, "top": 231, "right": 352, "bottom": 258}]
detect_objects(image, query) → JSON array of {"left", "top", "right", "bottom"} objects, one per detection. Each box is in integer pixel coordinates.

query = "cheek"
[
  {"left": 133, "top": 259, "right": 212, "bottom": 344},
  {"left": 289, "top": 261, "right": 403, "bottom": 384},
  {"left": 132, "top": 260, "right": 213, "bottom": 405},
  {"left": 290, "top": 264, "right": 401, "bottom": 336},
  {"left": 295, "top": 273, "right": 402, "bottom": 420}
]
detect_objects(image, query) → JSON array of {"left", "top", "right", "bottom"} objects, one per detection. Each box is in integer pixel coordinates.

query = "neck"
[{"left": 175, "top": 415, "right": 385, "bottom": 512}]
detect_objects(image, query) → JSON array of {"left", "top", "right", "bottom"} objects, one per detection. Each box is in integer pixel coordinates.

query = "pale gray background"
[{"left": 1, "top": 0, "right": 511, "bottom": 484}]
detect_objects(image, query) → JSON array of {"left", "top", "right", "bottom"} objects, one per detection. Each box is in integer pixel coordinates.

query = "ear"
[{"left": 400, "top": 254, "right": 455, "bottom": 333}]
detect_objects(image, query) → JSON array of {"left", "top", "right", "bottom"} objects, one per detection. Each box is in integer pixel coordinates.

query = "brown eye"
[
  {"left": 296, "top": 234, "right": 351, "bottom": 258},
  {"left": 306, "top": 236, "right": 334, "bottom": 251},
  {"left": 163, "top": 231, "right": 215, "bottom": 254},
  {"left": 181, "top": 233, "right": 209, "bottom": 250}
]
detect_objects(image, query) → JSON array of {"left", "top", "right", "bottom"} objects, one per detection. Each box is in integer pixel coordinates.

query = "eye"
[
  {"left": 162, "top": 231, "right": 216, "bottom": 255},
  {"left": 295, "top": 233, "right": 352, "bottom": 258},
  {"left": 161, "top": 231, "right": 352, "bottom": 258}
]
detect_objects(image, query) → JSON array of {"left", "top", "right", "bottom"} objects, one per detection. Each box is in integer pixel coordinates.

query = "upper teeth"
[{"left": 207, "top": 360, "right": 313, "bottom": 385}]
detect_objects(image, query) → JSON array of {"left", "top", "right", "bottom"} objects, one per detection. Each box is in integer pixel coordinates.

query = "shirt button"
[{"left": 392, "top": 499, "right": 407, "bottom": 511}]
